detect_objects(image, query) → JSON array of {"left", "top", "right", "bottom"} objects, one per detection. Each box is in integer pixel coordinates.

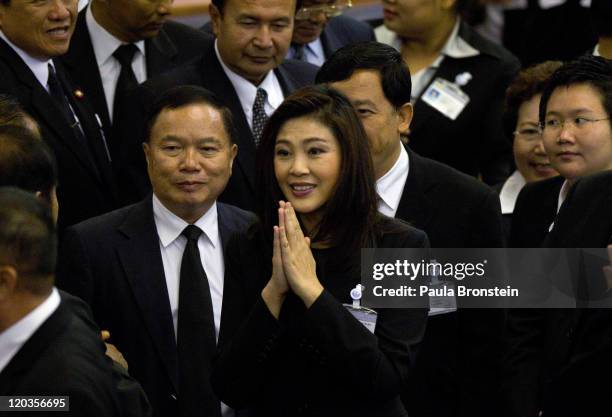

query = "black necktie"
[
  {"left": 292, "top": 43, "right": 306, "bottom": 61},
  {"left": 177, "top": 225, "right": 220, "bottom": 417},
  {"left": 47, "top": 64, "right": 86, "bottom": 144},
  {"left": 111, "top": 44, "right": 139, "bottom": 157},
  {"left": 252, "top": 88, "right": 268, "bottom": 147}
]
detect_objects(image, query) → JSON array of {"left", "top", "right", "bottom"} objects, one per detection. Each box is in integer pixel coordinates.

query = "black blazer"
[
  {"left": 318, "top": 15, "right": 375, "bottom": 58},
  {"left": 0, "top": 38, "right": 119, "bottom": 231},
  {"left": 56, "top": 197, "right": 257, "bottom": 417},
  {"left": 396, "top": 148, "right": 505, "bottom": 417},
  {"left": 0, "top": 294, "right": 123, "bottom": 417},
  {"left": 211, "top": 216, "right": 429, "bottom": 417},
  {"left": 405, "top": 21, "right": 520, "bottom": 185},
  {"left": 510, "top": 176, "right": 564, "bottom": 248},
  {"left": 547, "top": 170, "right": 612, "bottom": 248},
  {"left": 62, "top": 10, "right": 212, "bottom": 141},
  {"left": 125, "top": 38, "right": 319, "bottom": 211}
]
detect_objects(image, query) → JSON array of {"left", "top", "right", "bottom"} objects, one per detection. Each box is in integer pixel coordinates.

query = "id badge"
[
  {"left": 428, "top": 273, "right": 458, "bottom": 317},
  {"left": 422, "top": 78, "right": 470, "bottom": 120},
  {"left": 343, "top": 304, "right": 378, "bottom": 333}
]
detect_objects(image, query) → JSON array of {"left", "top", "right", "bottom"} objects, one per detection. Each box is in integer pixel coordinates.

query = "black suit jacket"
[
  {"left": 62, "top": 10, "right": 212, "bottom": 142},
  {"left": 0, "top": 38, "right": 119, "bottom": 231},
  {"left": 56, "top": 198, "right": 257, "bottom": 417},
  {"left": 0, "top": 293, "right": 123, "bottom": 417},
  {"left": 125, "top": 38, "right": 319, "bottom": 211},
  {"left": 510, "top": 176, "right": 564, "bottom": 248},
  {"left": 318, "top": 15, "right": 375, "bottom": 59},
  {"left": 405, "top": 21, "right": 520, "bottom": 185},
  {"left": 396, "top": 148, "right": 505, "bottom": 417},
  {"left": 211, "top": 216, "right": 429, "bottom": 417}
]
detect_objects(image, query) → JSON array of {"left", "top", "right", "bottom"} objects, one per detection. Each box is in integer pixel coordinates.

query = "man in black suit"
[
  {"left": 61, "top": 0, "right": 212, "bottom": 186},
  {"left": 287, "top": 0, "right": 374, "bottom": 65},
  {"left": 375, "top": 0, "right": 520, "bottom": 185},
  {"left": 0, "top": 0, "right": 119, "bottom": 231},
  {"left": 0, "top": 188, "right": 122, "bottom": 416},
  {"left": 58, "top": 86, "right": 257, "bottom": 417},
  {"left": 317, "top": 41, "right": 505, "bottom": 417},
  {"left": 128, "top": 0, "right": 318, "bottom": 212}
]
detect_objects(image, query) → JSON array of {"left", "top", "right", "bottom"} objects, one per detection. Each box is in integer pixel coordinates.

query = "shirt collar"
[
  {"left": 556, "top": 179, "right": 571, "bottom": 214},
  {"left": 593, "top": 44, "right": 601, "bottom": 57},
  {"left": 214, "top": 39, "right": 283, "bottom": 111},
  {"left": 0, "top": 30, "right": 51, "bottom": 90},
  {"left": 376, "top": 144, "right": 409, "bottom": 213},
  {"left": 374, "top": 19, "right": 479, "bottom": 60},
  {"left": 0, "top": 288, "right": 60, "bottom": 372},
  {"left": 499, "top": 170, "right": 527, "bottom": 214},
  {"left": 86, "top": 5, "right": 145, "bottom": 68},
  {"left": 152, "top": 194, "right": 220, "bottom": 249},
  {"left": 287, "top": 38, "right": 324, "bottom": 60}
]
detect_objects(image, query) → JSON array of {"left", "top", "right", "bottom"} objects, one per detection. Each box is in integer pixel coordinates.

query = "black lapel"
[
  {"left": 319, "top": 25, "right": 340, "bottom": 58},
  {"left": 145, "top": 26, "right": 178, "bottom": 78},
  {"left": 0, "top": 38, "right": 103, "bottom": 183},
  {"left": 395, "top": 147, "right": 436, "bottom": 230},
  {"left": 203, "top": 51, "right": 256, "bottom": 192},
  {"left": 275, "top": 63, "right": 303, "bottom": 96},
  {"left": 0, "top": 300, "right": 71, "bottom": 394},
  {"left": 115, "top": 197, "right": 179, "bottom": 392},
  {"left": 61, "top": 10, "right": 112, "bottom": 130}
]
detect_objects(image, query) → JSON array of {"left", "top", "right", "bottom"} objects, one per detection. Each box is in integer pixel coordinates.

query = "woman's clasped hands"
[{"left": 262, "top": 201, "right": 324, "bottom": 318}]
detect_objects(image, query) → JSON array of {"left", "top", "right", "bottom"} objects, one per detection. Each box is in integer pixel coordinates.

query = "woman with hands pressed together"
[{"left": 211, "top": 85, "right": 429, "bottom": 417}]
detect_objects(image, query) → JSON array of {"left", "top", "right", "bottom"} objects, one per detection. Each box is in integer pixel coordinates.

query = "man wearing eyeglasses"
[
  {"left": 505, "top": 55, "right": 612, "bottom": 417},
  {"left": 287, "top": 0, "right": 374, "bottom": 66}
]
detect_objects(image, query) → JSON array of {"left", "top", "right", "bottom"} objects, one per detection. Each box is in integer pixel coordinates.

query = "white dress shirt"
[
  {"left": 0, "top": 30, "right": 52, "bottom": 92},
  {"left": 86, "top": 5, "right": 146, "bottom": 121},
  {"left": 549, "top": 179, "right": 571, "bottom": 232},
  {"left": 214, "top": 40, "right": 284, "bottom": 129},
  {"left": 375, "top": 20, "right": 480, "bottom": 101},
  {"left": 286, "top": 38, "right": 325, "bottom": 67},
  {"left": 499, "top": 170, "right": 527, "bottom": 215},
  {"left": 0, "top": 288, "right": 60, "bottom": 373},
  {"left": 376, "top": 144, "right": 410, "bottom": 218},
  {"left": 152, "top": 195, "right": 225, "bottom": 342}
]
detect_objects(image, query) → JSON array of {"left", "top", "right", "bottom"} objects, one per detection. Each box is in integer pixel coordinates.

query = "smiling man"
[
  {"left": 57, "top": 86, "right": 257, "bottom": 417},
  {"left": 128, "top": 0, "right": 318, "bottom": 213},
  {"left": 0, "top": 0, "right": 120, "bottom": 231},
  {"left": 60, "top": 0, "right": 211, "bottom": 181}
]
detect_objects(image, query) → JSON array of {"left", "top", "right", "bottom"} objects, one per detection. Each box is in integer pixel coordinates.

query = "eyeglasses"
[
  {"left": 513, "top": 127, "right": 541, "bottom": 141},
  {"left": 295, "top": 1, "right": 352, "bottom": 21},
  {"left": 540, "top": 116, "right": 611, "bottom": 133}
]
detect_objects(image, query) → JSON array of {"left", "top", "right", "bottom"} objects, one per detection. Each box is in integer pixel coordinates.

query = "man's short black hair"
[
  {"left": 0, "top": 125, "right": 57, "bottom": 202},
  {"left": 316, "top": 41, "right": 412, "bottom": 109},
  {"left": 0, "top": 94, "right": 32, "bottom": 129},
  {"left": 143, "top": 85, "right": 236, "bottom": 145},
  {"left": 539, "top": 55, "right": 612, "bottom": 124},
  {"left": 0, "top": 187, "right": 56, "bottom": 291},
  {"left": 211, "top": 0, "right": 299, "bottom": 14}
]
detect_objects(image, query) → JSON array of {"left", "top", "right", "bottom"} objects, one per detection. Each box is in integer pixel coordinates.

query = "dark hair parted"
[
  {"left": 211, "top": 0, "right": 298, "bottom": 14},
  {"left": 0, "top": 187, "right": 56, "bottom": 292},
  {"left": 256, "top": 85, "right": 378, "bottom": 250},
  {"left": 0, "top": 125, "right": 57, "bottom": 202},
  {"left": 143, "top": 85, "right": 236, "bottom": 145},
  {"left": 539, "top": 55, "right": 612, "bottom": 125},
  {"left": 316, "top": 41, "right": 412, "bottom": 109},
  {"left": 503, "top": 61, "right": 562, "bottom": 140},
  {"left": 0, "top": 94, "right": 38, "bottom": 135}
]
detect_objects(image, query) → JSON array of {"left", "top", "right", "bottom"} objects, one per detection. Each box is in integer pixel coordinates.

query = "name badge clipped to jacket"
[
  {"left": 343, "top": 285, "right": 377, "bottom": 333},
  {"left": 422, "top": 76, "right": 470, "bottom": 120}
]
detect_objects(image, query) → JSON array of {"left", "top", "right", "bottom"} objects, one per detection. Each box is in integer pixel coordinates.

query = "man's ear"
[
  {"left": 142, "top": 142, "right": 150, "bottom": 166},
  {"left": 397, "top": 102, "right": 413, "bottom": 136},
  {"left": 229, "top": 144, "right": 238, "bottom": 174},
  {"left": 0, "top": 265, "right": 18, "bottom": 302},
  {"left": 209, "top": 4, "right": 222, "bottom": 37}
]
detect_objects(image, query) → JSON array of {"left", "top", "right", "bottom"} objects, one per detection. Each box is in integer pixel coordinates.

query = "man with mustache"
[
  {"left": 0, "top": 0, "right": 120, "bottom": 232},
  {"left": 61, "top": 0, "right": 211, "bottom": 203},
  {"left": 127, "top": 0, "right": 319, "bottom": 212}
]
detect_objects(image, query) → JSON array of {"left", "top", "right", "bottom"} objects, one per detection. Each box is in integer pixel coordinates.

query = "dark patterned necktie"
[
  {"left": 176, "top": 225, "right": 220, "bottom": 417},
  {"left": 252, "top": 87, "right": 268, "bottom": 147}
]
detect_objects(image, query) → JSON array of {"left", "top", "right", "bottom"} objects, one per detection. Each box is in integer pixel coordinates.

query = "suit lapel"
[
  {"left": 116, "top": 197, "right": 179, "bottom": 392},
  {"left": 203, "top": 51, "right": 256, "bottom": 193},
  {"left": 0, "top": 301, "right": 71, "bottom": 394},
  {"left": 319, "top": 26, "right": 341, "bottom": 58},
  {"left": 62, "top": 11, "right": 112, "bottom": 130},
  {"left": 396, "top": 148, "right": 436, "bottom": 230},
  {"left": 145, "top": 26, "right": 178, "bottom": 78}
]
